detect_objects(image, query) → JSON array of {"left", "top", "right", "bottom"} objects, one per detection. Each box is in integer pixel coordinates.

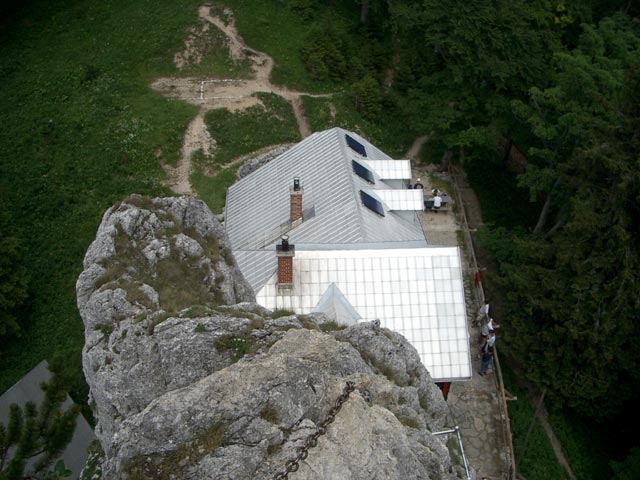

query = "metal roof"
[
  {"left": 225, "top": 128, "right": 471, "bottom": 381},
  {"left": 368, "top": 189, "right": 425, "bottom": 211},
  {"left": 256, "top": 247, "right": 472, "bottom": 382},
  {"left": 362, "top": 159, "right": 412, "bottom": 179},
  {"left": 312, "top": 283, "right": 362, "bottom": 326},
  {"left": 224, "top": 128, "right": 426, "bottom": 253}
]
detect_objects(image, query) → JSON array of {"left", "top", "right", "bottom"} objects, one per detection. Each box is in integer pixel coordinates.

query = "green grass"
[
  {"left": 0, "top": 0, "right": 205, "bottom": 399},
  {"left": 174, "top": 16, "right": 252, "bottom": 78},
  {"left": 220, "top": 0, "right": 357, "bottom": 92},
  {"left": 193, "top": 91, "right": 300, "bottom": 213},
  {"left": 214, "top": 334, "right": 256, "bottom": 362},
  {"left": 500, "top": 364, "right": 568, "bottom": 480},
  {"left": 301, "top": 93, "right": 417, "bottom": 158},
  {"left": 546, "top": 408, "right": 614, "bottom": 479},
  {"left": 203, "top": 92, "right": 300, "bottom": 166},
  {"left": 191, "top": 168, "right": 236, "bottom": 214}
]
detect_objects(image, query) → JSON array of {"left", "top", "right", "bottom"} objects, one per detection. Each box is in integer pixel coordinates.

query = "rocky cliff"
[{"left": 77, "top": 195, "right": 467, "bottom": 479}]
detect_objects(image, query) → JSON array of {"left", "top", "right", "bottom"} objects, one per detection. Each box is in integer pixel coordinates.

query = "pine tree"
[{"left": 0, "top": 369, "right": 78, "bottom": 479}]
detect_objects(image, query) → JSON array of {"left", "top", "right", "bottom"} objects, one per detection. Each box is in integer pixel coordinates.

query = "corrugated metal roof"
[
  {"left": 225, "top": 128, "right": 425, "bottom": 252},
  {"left": 256, "top": 247, "right": 472, "bottom": 382},
  {"left": 233, "top": 250, "right": 276, "bottom": 293}
]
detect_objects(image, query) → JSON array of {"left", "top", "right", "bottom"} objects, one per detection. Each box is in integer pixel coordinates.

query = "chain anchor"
[{"left": 272, "top": 381, "right": 355, "bottom": 480}]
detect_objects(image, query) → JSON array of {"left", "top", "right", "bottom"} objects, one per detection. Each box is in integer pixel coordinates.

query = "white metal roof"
[
  {"left": 362, "top": 159, "right": 412, "bottom": 179},
  {"left": 370, "top": 189, "right": 425, "bottom": 211},
  {"left": 312, "top": 283, "right": 361, "bottom": 326},
  {"left": 256, "top": 247, "right": 472, "bottom": 382}
]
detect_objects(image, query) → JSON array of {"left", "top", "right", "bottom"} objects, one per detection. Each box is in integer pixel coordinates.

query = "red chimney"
[
  {"left": 290, "top": 177, "right": 303, "bottom": 224},
  {"left": 276, "top": 235, "right": 295, "bottom": 286}
]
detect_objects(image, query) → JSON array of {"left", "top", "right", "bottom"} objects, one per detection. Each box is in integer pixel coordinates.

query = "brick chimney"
[
  {"left": 276, "top": 235, "right": 295, "bottom": 286},
  {"left": 290, "top": 177, "right": 303, "bottom": 224}
]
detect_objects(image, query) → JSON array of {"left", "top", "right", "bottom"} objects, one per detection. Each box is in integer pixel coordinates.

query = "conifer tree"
[{"left": 0, "top": 369, "right": 78, "bottom": 479}]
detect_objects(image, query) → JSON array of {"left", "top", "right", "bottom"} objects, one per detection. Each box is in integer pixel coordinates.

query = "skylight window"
[
  {"left": 352, "top": 160, "right": 375, "bottom": 184},
  {"left": 346, "top": 134, "right": 367, "bottom": 157},
  {"left": 360, "top": 190, "right": 385, "bottom": 217}
]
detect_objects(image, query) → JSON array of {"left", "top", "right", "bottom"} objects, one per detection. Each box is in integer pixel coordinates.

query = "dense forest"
[{"left": 1, "top": 0, "right": 639, "bottom": 477}]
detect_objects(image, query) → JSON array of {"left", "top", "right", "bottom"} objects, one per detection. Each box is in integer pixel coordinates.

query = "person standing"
[
  {"left": 479, "top": 346, "right": 494, "bottom": 375},
  {"left": 480, "top": 317, "right": 498, "bottom": 339},
  {"left": 479, "top": 327, "right": 496, "bottom": 356},
  {"left": 414, "top": 178, "right": 424, "bottom": 189},
  {"left": 474, "top": 300, "right": 490, "bottom": 327},
  {"left": 487, "top": 329, "right": 496, "bottom": 349}
]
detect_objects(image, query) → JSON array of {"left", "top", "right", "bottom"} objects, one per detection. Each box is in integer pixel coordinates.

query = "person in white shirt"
[
  {"left": 433, "top": 194, "right": 442, "bottom": 212},
  {"left": 474, "top": 300, "right": 489, "bottom": 326},
  {"left": 487, "top": 329, "right": 497, "bottom": 348}
]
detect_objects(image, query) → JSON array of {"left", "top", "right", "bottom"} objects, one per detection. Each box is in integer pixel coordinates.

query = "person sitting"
[
  {"left": 431, "top": 188, "right": 440, "bottom": 196},
  {"left": 433, "top": 193, "right": 442, "bottom": 212},
  {"left": 414, "top": 178, "right": 424, "bottom": 189}
]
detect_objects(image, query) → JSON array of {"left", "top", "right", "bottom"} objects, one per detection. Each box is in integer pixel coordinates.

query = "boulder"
[{"left": 77, "top": 195, "right": 467, "bottom": 479}]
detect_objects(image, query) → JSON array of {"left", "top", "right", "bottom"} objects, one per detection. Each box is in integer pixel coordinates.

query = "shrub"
[
  {"left": 300, "top": 22, "right": 349, "bottom": 82},
  {"left": 353, "top": 75, "right": 382, "bottom": 120}
]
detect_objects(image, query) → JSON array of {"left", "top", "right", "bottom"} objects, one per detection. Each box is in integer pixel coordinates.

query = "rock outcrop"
[
  {"left": 77, "top": 195, "right": 467, "bottom": 479},
  {"left": 236, "top": 144, "right": 292, "bottom": 179}
]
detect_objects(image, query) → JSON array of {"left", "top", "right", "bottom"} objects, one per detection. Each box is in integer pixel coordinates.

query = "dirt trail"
[
  {"left": 537, "top": 406, "right": 577, "bottom": 480},
  {"left": 156, "top": 5, "right": 330, "bottom": 193},
  {"left": 290, "top": 96, "right": 312, "bottom": 138},
  {"left": 405, "top": 135, "right": 428, "bottom": 160},
  {"left": 165, "top": 110, "right": 216, "bottom": 195}
]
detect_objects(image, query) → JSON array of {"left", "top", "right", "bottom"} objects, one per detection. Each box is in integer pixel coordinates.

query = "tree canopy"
[{"left": 487, "top": 14, "right": 640, "bottom": 418}]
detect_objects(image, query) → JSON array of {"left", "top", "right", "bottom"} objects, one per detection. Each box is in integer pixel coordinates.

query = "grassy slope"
[
  {"left": 220, "top": 0, "right": 353, "bottom": 92},
  {"left": 302, "top": 94, "right": 416, "bottom": 159},
  {"left": 195, "top": 92, "right": 300, "bottom": 214},
  {"left": 0, "top": 0, "right": 202, "bottom": 397}
]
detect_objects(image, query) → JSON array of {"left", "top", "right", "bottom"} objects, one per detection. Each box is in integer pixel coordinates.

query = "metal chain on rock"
[{"left": 272, "top": 381, "right": 356, "bottom": 480}]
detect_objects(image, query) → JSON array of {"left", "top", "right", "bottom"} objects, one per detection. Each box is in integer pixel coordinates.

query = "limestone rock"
[
  {"left": 77, "top": 195, "right": 468, "bottom": 479},
  {"left": 77, "top": 195, "right": 255, "bottom": 447},
  {"left": 236, "top": 144, "right": 293, "bottom": 179}
]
